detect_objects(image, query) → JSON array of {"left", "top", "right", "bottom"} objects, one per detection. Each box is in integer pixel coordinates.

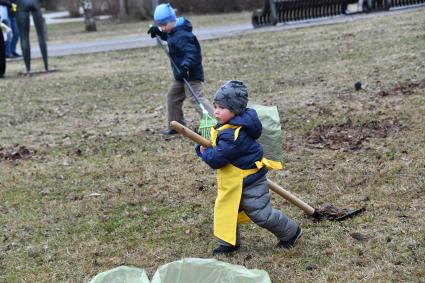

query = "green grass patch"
[{"left": 1, "top": 8, "right": 424, "bottom": 283}]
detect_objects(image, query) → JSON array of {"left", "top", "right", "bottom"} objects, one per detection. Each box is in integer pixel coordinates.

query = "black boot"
[
  {"left": 212, "top": 245, "right": 240, "bottom": 255},
  {"left": 161, "top": 129, "right": 178, "bottom": 135},
  {"left": 277, "top": 227, "right": 303, "bottom": 249}
]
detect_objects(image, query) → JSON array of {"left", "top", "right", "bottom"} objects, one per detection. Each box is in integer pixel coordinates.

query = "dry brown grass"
[{"left": 1, "top": 8, "right": 424, "bottom": 283}]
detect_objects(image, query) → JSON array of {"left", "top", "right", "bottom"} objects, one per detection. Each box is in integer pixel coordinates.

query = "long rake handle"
[
  {"left": 267, "top": 180, "right": 315, "bottom": 215},
  {"left": 170, "top": 121, "right": 316, "bottom": 216}
]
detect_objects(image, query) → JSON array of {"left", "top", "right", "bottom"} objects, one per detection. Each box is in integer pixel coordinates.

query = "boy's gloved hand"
[
  {"left": 195, "top": 144, "right": 203, "bottom": 158},
  {"left": 147, "top": 26, "right": 161, "bottom": 38},
  {"left": 176, "top": 65, "right": 189, "bottom": 81}
]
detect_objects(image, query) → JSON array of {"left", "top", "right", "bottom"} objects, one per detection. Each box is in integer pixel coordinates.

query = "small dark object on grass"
[
  {"left": 350, "top": 232, "right": 369, "bottom": 242},
  {"left": 305, "top": 262, "right": 319, "bottom": 270},
  {"left": 355, "top": 81, "right": 362, "bottom": 91}
]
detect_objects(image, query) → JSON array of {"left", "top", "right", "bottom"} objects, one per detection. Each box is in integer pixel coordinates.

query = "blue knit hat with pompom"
[{"left": 154, "top": 4, "right": 176, "bottom": 25}]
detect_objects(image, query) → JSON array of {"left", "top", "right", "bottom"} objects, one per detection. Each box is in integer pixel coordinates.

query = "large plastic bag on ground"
[
  {"left": 89, "top": 266, "right": 150, "bottom": 283},
  {"left": 151, "top": 258, "right": 271, "bottom": 283},
  {"left": 250, "top": 104, "right": 283, "bottom": 163}
]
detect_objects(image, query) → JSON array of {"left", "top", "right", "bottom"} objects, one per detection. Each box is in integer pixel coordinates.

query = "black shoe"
[
  {"left": 278, "top": 227, "right": 303, "bottom": 249},
  {"left": 161, "top": 129, "right": 178, "bottom": 135},
  {"left": 212, "top": 245, "right": 240, "bottom": 255},
  {"left": 12, "top": 52, "right": 21, "bottom": 57}
]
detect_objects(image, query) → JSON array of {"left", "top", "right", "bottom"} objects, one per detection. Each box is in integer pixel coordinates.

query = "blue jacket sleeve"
[
  {"left": 174, "top": 33, "right": 197, "bottom": 69},
  {"left": 201, "top": 130, "right": 241, "bottom": 169},
  {"left": 195, "top": 144, "right": 202, "bottom": 158}
]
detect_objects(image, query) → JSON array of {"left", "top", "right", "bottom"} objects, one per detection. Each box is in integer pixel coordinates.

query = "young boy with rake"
[
  {"left": 196, "top": 80, "right": 302, "bottom": 255},
  {"left": 147, "top": 3, "right": 214, "bottom": 135}
]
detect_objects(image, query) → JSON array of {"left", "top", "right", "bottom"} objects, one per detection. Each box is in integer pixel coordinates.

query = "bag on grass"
[
  {"left": 89, "top": 266, "right": 149, "bottom": 283},
  {"left": 249, "top": 104, "right": 283, "bottom": 164},
  {"left": 88, "top": 258, "right": 271, "bottom": 283},
  {"left": 151, "top": 258, "right": 271, "bottom": 283}
]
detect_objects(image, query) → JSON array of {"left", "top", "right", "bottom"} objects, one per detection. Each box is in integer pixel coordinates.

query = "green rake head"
[{"left": 198, "top": 112, "right": 216, "bottom": 141}]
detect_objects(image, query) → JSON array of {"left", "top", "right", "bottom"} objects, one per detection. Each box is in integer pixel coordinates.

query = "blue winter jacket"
[
  {"left": 197, "top": 108, "right": 268, "bottom": 187},
  {"left": 158, "top": 17, "right": 204, "bottom": 82}
]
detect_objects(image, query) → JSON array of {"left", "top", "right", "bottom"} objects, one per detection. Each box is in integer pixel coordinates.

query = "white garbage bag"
[
  {"left": 89, "top": 266, "right": 150, "bottom": 283},
  {"left": 151, "top": 258, "right": 271, "bottom": 283}
]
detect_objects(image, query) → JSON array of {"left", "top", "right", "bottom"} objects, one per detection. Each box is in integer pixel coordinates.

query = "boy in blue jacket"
[
  {"left": 147, "top": 3, "right": 214, "bottom": 135},
  {"left": 196, "top": 80, "right": 302, "bottom": 255}
]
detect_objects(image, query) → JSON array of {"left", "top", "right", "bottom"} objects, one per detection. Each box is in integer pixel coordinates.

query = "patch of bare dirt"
[
  {"left": 0, "top": 145, "right": 36, "bottom": 161},
  {"left": 304, "top": 118, "right": 405, "bottom": 151},
  {"left": 378, "top": 78, "right": 425, "bottom": 96}
]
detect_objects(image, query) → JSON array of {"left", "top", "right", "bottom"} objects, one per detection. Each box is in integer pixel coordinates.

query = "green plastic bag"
[
  {"left": 250, "top": 104, "right": 283, "bottom": 163},
  {"left": 89, "top": 266, "right": 150, "bottom": 283},
  {"left": 151, "top": 258, "right": 271, "bottom": 283}
]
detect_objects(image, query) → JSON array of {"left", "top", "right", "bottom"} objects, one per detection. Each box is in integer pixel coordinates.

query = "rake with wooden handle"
[{"left": 170, "top": 121, "right": 365, "bottom": 221}]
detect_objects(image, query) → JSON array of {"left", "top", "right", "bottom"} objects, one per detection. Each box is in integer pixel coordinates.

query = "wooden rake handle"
[{"left": 170, "top": 121, "right": 315, "bottom": 216}]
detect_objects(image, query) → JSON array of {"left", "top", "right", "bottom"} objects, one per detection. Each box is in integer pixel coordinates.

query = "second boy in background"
[{"left": 148, "top": 3, "right": 214, "bottom": 135}]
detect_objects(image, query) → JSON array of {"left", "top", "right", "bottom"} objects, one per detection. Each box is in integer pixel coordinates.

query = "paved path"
[
  {"left": 27, "top": 4, "right": 425, "bottom": 58},
  {"left": 35, "top": 11, "right": 111, "bottom": 25}
]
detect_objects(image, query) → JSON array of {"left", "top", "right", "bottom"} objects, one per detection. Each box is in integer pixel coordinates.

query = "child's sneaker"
[
  {"left": 277, "top": 227, "right": 303, "bottom": 249},
  {"left": 212, "top": 244, "right": 240, "bottom": 255}
]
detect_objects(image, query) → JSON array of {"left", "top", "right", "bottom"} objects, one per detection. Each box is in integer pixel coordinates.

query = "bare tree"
[
  {"left": 66, "top": 0, "right": 80, "bottom": 17},
  {"left": 118, "top": 0, "right": 128, "bottom": 20},
  {"left": 129, "top": 0, "right": 155, "bottom": 20}
]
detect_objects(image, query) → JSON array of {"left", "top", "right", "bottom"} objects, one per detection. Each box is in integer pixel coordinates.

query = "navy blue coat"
[
  {"left": 158, "top": 17, "right": 204, "bottom": 82},
  {"left": 197, "top": 108, "right": 268, "bottom": 186}
]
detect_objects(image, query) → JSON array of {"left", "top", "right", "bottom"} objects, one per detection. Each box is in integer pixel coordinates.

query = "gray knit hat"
[{"left": 213, "top": 80, "right": 248, "bottom": 115}]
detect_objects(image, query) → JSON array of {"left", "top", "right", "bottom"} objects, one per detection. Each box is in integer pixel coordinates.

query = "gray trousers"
[
  {"left": 166, "top": 80, "right": 214, "bottom": 129},
  {"left": 219, "top": 175, "right": 299, "bottom": 247}
]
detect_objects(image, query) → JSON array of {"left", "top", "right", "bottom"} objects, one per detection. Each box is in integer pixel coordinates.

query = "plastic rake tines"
[{"left": 197, "top": 107, "right": 216, "bottom": 141}]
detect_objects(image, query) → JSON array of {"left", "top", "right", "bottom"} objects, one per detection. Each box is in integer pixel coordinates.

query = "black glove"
[
  {"left": 176, "top": 65, "right": 189, "bottom": 81},
  {"left": 147, "top": 26, "right": 161, "bottom": 38}
]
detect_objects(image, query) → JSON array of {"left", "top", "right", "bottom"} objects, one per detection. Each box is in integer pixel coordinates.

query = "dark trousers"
[
  {"left": 0, "top": 31, "right": 5, "bottom": 77},
  {"left": 16, "top": 0, "right": 48, "bottom": 72},
  {"left": 10, "top": 17, "right": 19, "bottom": 54}
]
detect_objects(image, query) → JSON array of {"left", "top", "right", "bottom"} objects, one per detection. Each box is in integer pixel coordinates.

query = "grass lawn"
[{"left": 1, "top": 8, "right": 424, "bottom": 283}]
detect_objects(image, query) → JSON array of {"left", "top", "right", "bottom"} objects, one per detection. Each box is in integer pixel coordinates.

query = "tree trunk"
[
  {"left": 118, "top": 0, "right": 128, "bottom": 20},
  {"left": 67, "top": 0, "right": 81, "bottom": 17},
  {"left": 126, "top": 0, "right": 155, "bottom": 20}
]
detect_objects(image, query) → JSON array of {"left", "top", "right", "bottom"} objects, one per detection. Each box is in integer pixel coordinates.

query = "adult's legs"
[
  {"left": 31, "top": 8, "right": 48, "bottom": 70},
  {"left": 16, "top": 8, "right": 30, "bottom": 72},
  {"left": 0, "top": 31, "right": 5, "bottom": 77},
  {"left": 17, "top": 0, "right": 48, "bottom": 72},
  {"left": 3, "top": 18, "right": 12, "bottom": 57},
  {"left": 10, "top": 17, "right": 20, "bottom": 55}
]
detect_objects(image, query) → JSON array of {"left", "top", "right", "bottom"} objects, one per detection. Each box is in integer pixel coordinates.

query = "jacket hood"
[
  {"left": 172, "top": 17, "right": 192, "bottom": 33},
  {"left": 228, "top": 108, "right": 262, "bottom": 140}
]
